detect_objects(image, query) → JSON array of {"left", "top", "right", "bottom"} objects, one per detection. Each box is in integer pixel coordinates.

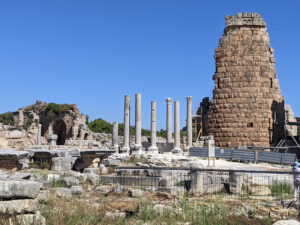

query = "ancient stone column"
[
  {"left": 37, "top": 124, "right": 42, "bottom": 145},
  {"left": 172, "top": 101, "right": 182, "bottom": 155},
  {"left": 166, "top": 98, "right": 172, "bottom": 143},
  {"left": 133, "top": 93, "right": 142, "bottom": 154},
  {"left": 112, "top": 122, "right": 119, "bottom": 152},
  {"left": 120, "top": 95, "right": 130, "bottom": 154},
  {"left": 148, "top": 101, "right": 159, "bottom": 154},
  {"left": 186, "top": 96, "right": 193, "bottom": 149},
  {"left": 48, "top": 123, "right": 53, "bottom": 135}
]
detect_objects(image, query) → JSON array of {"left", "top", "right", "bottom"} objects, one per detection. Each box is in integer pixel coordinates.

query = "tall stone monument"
[{"left": 207, "top": 13, "right": 285, "bottom": 147}]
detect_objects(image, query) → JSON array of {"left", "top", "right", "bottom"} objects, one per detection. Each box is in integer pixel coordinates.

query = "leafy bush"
[
  {"left": 0, "top": 112, "right": 14, "bottom": 125},
  {"left": 46, "top": 103, "right": 73, "bottom": 118}
]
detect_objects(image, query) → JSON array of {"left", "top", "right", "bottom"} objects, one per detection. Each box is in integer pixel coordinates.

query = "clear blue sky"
[{"left": 0, "top": 0, "right": 299, "bottom": 130}]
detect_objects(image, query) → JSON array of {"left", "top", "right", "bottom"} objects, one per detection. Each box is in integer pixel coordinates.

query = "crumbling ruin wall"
[{"left": 206, "top": 13, "right": 285, "bottom": 147}]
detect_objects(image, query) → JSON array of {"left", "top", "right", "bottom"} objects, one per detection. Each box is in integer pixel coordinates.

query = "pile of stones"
[{"left": 0, "top": 170, "right": 45, "bottom": 225}]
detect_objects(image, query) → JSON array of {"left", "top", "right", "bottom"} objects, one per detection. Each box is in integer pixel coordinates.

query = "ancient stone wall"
[
  {"left": 285, "top": 105, "right": 297, "bottom": 136},
  {"left": 206, "top": 13, "right": 285, "bottom": 147}
]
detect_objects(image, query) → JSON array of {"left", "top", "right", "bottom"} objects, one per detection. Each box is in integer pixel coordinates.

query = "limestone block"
[
  {"left": 71, "top": 186, "right": 83, "bottom": 195},
  {"left": 0, "top": 199, "right": 39, "bottom": 214},
  {"left": 51, "top": 156, "right": 76, "bottom": 171},
  {"left": 0, "top": 180, "right": 42, "bottom": 199},
  {"left": 53, "top": 188, "right": 72, "bottom": 198}
]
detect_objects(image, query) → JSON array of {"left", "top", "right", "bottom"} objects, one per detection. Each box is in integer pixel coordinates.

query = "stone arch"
[
  {"left": 53, "top": 119, "right": 67, "bottom": 145},
  {"left": 84, "top": 133, "right": 89, "bottom": 140}
]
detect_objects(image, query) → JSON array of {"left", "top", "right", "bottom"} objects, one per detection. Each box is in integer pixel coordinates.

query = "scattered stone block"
[
  {"left": 107, "top": 159, "right": 121, "bottom": 166},
  {"left": 86, "top": 173, "right": 100, "bottom": 185},
  {"left": 128, "top": 189, "right": 144, "bottom": 197},
  {"left": 47, "top": 174, "right": 60, "bottom": 182},
  {"left": 0, "top": 199, "right": 39, "bottom": 214},
  {"left": 95, "top": 185, "right": 111, "bottom": 194},
  {"left": 10, "top": 173, "right": 32, "bottom": 180},
  {"left": 53, "top": 188, "right": 72, "bottom": 198},
  {"left": 83, "top": 168, "right": 100, "bottom": 174},
  {"left": 71, "top": 186, "right": 83, "bottom": 195},
  {"left": 36, "top": 190, "right": 49, "bottom": 203},
  {"left": 0, "top": 180, "right": 42, "bottom": 199},
  {"left": 63, "top": 176, "right": 80, "bottom": 186},
  {"left": 15, "top": 211, "right": 46, "bottom": 225},
  {"left": 273, "top": 220, "right": 300, "bottom": 225},
  {"left": 51, "top": 156, "right": 76, "bottom": 171}
]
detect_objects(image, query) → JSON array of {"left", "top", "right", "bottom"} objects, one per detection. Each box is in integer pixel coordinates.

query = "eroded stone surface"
[{"left": 0, "top": 180, "right": 41, "bottom": 199}]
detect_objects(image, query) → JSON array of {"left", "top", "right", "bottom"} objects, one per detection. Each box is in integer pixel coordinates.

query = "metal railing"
[
  {"left": 99, "top": 167, "right": 300, "bottom": 202},
  {"left": 189, "top": 147, "right": 297, "bottom": 165}
]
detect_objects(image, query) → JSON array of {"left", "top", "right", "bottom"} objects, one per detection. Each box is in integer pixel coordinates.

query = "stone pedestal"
[
  {"left": 190, "top": 171, "right": 204, "bottom": 195},
  {"left": 171, "top": 101, "right": 182, "bottom": 155},
  {"left": 47, "top": 134, "right": 57, "bottom": 146},
  {"left": 133, "top": 93, "right": 142, "bottom": 154},
  {"left": 112, "top": 122, "right": 119, "bottom": 152},
  {"left": 148, "top": 101, "right": 159, "bottom": 154},
  {"left": 120, "top": 95, "right": 130, "bottom": 154}
]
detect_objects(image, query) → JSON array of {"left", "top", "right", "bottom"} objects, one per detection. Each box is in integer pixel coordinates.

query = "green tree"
[
  {"left": 0, "top": 112, "right": 14, "bottom": 125},
  {"left": 88, "top": 118, "right": 112, "bottom": 133}
]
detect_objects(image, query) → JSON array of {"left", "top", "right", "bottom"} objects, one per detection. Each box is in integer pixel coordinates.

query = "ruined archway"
[{"left": 53, "top": 119, "right": 67, "bottom": 145}]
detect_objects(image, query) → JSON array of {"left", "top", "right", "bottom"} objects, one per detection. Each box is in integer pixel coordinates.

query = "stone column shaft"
[
  {"left": 186, "top": 96, "right": 193, "bottom": 149},
  {"left": 148, "top": 101, "right": 158, "bottom": 154},
  {"left": 166, "top": 98, "right": 172, "bottom": 143},
  {"left": 133, "top": 93, "right": 142, "bottom": 154},
  {"left": 37, "top": 124, "right": 42, "bottom": 145},
  {"left": 120, "top": 95, "right": 130, "bottom": 154},
  {"left": 112, "top": 122, "right": 119, "bottom": 152},
  {"left": 48, "top": 123, "right": 53, "bottom": 135},
  {"left": 172, "top": 101, "right": 182, "bottom": 155}
]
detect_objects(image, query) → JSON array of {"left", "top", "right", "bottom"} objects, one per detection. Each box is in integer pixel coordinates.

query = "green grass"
[
  {"left": 51, "top": 179, "right": 69, "bottom": 188},
  {"left": 270, "top": 180, "right": 293, "bottom": 197},
  {"left": 38, "top": 195, "right": 275, "bottom": 225}
]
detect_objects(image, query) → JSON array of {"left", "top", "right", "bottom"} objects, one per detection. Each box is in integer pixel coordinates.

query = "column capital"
[
  {"left": 186, "top": 96, "right": 192, "bottom": 101},
  {"left": 166, "top": 98, "right": 172, "bottom": 103}
]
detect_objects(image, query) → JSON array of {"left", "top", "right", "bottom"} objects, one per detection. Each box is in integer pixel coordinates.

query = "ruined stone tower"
[{"left": 206, "top": 13, "right": 285, "bottom": 147}]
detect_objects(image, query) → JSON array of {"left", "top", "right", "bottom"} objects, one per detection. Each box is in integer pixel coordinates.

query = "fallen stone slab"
[
  {"left": 95, "top": 185, "right": 111, "bottom": 194},
  {"left": 0, "top": 149, "right": 28, "bottom": 158},
  {"left": 0, "top": 199, "right": 39, "bottom": 214},
  {"left": 10, "top": 173, "right": 32, "bottom": 180},
  {"left": 0, "top": 180, "right": 42, "bottom": 199}
]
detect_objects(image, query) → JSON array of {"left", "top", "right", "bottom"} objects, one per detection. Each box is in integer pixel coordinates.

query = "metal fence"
[
  {"left": 189, "top": 147, "right": 297, "bottom": 165},
  {"left": 102, "top": 167, "right": 299, "bottom": 202}
]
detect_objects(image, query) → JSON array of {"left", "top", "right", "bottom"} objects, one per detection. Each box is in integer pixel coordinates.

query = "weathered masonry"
[{"left": 195, "top": 13, "right": 286, "bottom": 148}]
